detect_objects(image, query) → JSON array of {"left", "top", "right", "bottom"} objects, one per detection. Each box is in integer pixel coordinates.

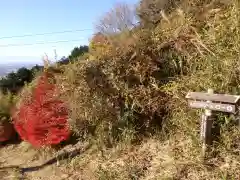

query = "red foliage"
[{"left": 13, "top": 72, "right": 70, "bottom": 147}]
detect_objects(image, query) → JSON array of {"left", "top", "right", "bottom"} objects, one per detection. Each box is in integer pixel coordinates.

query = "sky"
[{"left": 0, "top": 0, "right": 139, "bottom": 64}]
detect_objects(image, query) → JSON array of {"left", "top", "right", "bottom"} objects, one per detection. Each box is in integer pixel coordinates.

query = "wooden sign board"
[
  {"left": 188, "top": 100, "right": 236, "bottom": 113},
  {"left": 186, "top": 92, "right": 240, "bottom": 104},
  {"left": 186, "top": 89, "right": 240, "bottom": 157}
]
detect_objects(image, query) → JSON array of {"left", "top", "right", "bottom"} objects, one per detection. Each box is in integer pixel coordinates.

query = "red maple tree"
[{"left": 13, "top": 72, "right": 70, "bottom": 147}]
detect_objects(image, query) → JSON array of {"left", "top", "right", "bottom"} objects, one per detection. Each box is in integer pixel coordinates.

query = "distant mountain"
[
  {"left": 0, "top": 67, "right": 10, "bottom": 77},
  {"left": 0, "top": 56, "right": 45, "bottom": 77},
  {"left": 0, "top": 62, "right": 41, "bottom": 77}
]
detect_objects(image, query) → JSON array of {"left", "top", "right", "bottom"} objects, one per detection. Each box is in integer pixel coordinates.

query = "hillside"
[{"left": 1, "top": 0, "right": 240, "bottom": 179}]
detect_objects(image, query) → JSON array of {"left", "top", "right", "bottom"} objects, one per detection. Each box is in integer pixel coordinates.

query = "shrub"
[
  {"left": 56, "top": 28, "right": 171, "bottom": 146},
  {"left": 0, "top": 92, "right": 15, "bottom": 124},
  {"left": 0, "top": 92, "right": 16, "bottom": 142},
  {"left": 137, "top": 0, "right": 179, "bottom": 27},
  {"left": 13, "top": 71, "right": 70, "bottom": 147},
  {"left": 89, "top": 32, "right": 111, "bottom": 59},
  {"left": 58, "top": 0, "right": 240, "bottom": 178}
]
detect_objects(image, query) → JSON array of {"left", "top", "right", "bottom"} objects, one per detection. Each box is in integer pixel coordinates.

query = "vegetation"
[
  {"left": 0, "top": 44, "right": 88, "bottom": 126},
  {"left": 0, "top": 64, "right": 43, "bottom": 128},
  {"left": 58, "top": 45, "right": 89, "bottom": 65},
  {"left": 69, "top": 45, "right": 89, "bottom": 60},
  {"left": 13, "top": 70, "right": 70, "bottom": 147},
  {"left": 0, "top": 65, "right": 43, "bottom": 94},
  {"left": 0, "top": 92, "right": 15, "bottom": 124},
  {"left": 1, "top": 0, "right": 240, "bottom": 179},
  {"left": 56, "top": 0, "right": 240, "bottom": 179},
  {"left": 137, "top": 0, "right": 179, "bottom": 26}
]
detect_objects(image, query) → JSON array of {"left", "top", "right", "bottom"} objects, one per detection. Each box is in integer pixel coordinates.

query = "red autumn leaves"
[{"left": 13, "top": 72, "right": 70, "bottom": 147}]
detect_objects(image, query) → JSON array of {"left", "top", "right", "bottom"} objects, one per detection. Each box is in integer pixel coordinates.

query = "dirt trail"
[{"left": 0, "top": 142, "right": 88, "bottom": 180}]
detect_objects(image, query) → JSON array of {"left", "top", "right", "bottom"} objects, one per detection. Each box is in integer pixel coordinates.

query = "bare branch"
[{"left": 96, "top": 2, "right": 138, "bottom": 35}]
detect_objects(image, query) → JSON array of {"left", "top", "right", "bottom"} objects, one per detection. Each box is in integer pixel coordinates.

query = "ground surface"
[
  {"left": 0, "top": 138, "right": 192, "bottom": 180},
  {"left": 0, "top": 141, "right": 89, "bottom": 180}
]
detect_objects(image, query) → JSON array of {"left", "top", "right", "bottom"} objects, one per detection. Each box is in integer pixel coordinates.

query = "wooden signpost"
[{"left": 186, "top": 89, "right": 240, "bottom": 156}]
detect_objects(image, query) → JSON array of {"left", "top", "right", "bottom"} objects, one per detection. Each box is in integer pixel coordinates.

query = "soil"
[
  {"left": 0, "top": 141, "right": 89, "bottom": 180},
  {"left": 0, "top": 121, "right": 15, "bottom": 142}
]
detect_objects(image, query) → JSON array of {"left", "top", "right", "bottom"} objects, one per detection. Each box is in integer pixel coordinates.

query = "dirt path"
[{"left": 0, "top": 142, "right": 90, "bottom": 180}]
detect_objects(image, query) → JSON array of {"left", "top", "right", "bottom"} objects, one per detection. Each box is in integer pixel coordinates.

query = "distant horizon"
[
  {"left": 0, "top": 55, "right": 62, "bottom": 65},
  {"left": 0, "top": 42, "right": 88, "bottom": 65}
]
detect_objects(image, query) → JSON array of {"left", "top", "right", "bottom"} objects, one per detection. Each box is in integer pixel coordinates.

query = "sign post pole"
[
  {"left": 185, "top": 89, "right": 240, "bottom": 157},
  {"left": 201, "top": 89, "right": 213, "bottom": 156}
]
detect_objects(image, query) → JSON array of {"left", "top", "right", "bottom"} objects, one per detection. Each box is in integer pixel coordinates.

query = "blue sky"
[{"left": 0, "top": 0, "right": 139, "bottom": 64}]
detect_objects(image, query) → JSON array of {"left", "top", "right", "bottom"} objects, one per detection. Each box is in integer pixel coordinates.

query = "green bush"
[{"left": 0, "top": 92, "right": 16, "bottom": 123}]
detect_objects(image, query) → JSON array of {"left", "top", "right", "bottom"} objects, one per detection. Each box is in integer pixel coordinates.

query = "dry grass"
[
  {"left": 62, "top": 0, "right": 240, "bottom": 179},
  {"left": 53, "top": 0, "right": 240, "bottom": 179}
]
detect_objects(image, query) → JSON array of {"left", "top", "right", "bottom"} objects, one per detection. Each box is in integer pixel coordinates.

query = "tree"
[
  {"left": 31, "top": 64, "right": 44, "bottom": 73},
  {"left": 96, "top": 2, "right": 138, "bottom": 35},
  {"left": 16, "top": 67, "right": 33, "bottom": 85},
  {"left": 0, "top": 66, "right": 41, "bottom": 94},
  {"left": 57, "top": 56, "right": 70, "bottom": 65},
  {"left": 68, "top": 45, "right": 89, "bottom": 59}
]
